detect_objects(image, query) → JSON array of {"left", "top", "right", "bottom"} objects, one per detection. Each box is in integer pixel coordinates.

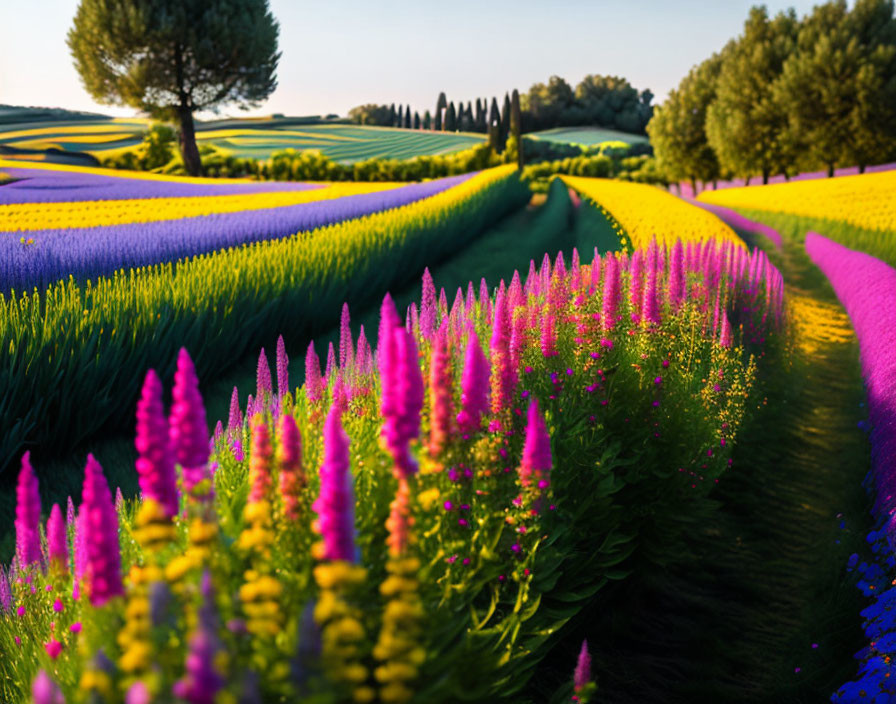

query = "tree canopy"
[{"left": 68, "top": 0, "right": 280, "bottom": 176}]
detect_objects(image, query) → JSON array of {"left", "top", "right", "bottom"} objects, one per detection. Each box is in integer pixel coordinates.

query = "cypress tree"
[
  {"left": 435, "top": 92, "right": 447, "bottom": 131},
  {"left": 445, "top": 101, "right": 458, "bottom": 132},
  {"left": 389, "top": 103, "right": 396, "bottom": 127},
  {"left": 396, "top": 104, "right": 404, "bottom": 128},
  {"left": 511, "top": 88, "right": 523, "bottom": 169},
  {"left": 475, "top": 98, "right": 485, "bottom": 132},
  {"left": 413, "top": 111, "right": 421, "bottom": 130},
  {"left": 488, "top": 98, "right": 501, "bottom": 152},
  {"left": 404, "top": 107, "right": 412, "bottom": 129},
  {"left": 423, "top": 110, "right": 432, "bottom": 130},
  {"left": 500, "top": 92, "right": 512, "bottom": 149}
]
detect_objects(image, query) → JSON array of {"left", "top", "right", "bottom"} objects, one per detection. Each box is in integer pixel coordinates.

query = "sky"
[{"left": 0, "top": 0, "right": 825, "bottom": 119}]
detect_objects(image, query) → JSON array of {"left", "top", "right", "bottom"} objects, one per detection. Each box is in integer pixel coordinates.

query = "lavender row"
[
  {"left": 1, "top": 173, "right": 473, "bottom": 291},
  {"left": 0, "top": 167, "right": 321, "bottom": 204}
]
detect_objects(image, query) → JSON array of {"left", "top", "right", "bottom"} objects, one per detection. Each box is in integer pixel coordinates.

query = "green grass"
[{"left": 527, "top": 126, "right": 649, "bottom": 148}]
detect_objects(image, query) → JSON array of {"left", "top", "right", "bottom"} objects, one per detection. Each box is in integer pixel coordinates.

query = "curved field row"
[
  {"left": 698, "top": 170, "right": 896, "bottom": 235},
  {"left": 0, "top": 182, "right": 407, "bottom": 232},
  {"left": 562, "top": 175, "right": 744, "bottom": 249}
]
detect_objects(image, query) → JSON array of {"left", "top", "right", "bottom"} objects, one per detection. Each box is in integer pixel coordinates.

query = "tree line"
[
  {"left": 649, "top": 0, "right": 896, "bottom": 189},
  {"left": 349, "top": 74, "right": 654, "bottom": 139}
]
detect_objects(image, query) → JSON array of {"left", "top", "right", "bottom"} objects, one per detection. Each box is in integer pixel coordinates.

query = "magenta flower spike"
[
  {"left": 407, "top": 302, "right": 419, "bottom": 336},
  {"left": 174, "top": 571, "right": 223, "bottom": 704},
  {"left": 712, "top": 290, "right": 721, "bottom": 338},
  {"left": 540, "top": 312, "right": 558, "bottom": 357},
  {"left": 382, "top": 327, "right": 425, "bottom": 478},
  {"left": 169, "top": 349, "right": 210, "bottom": 494},
  {"left": 339, "top": 303, "right": 354, "bottom": 372},
  {"left": 278, "top": 414, "right": 304, "bottom": 521},
  {"left": 510, "top": 307, "right": 527, "bottom": 369},
  {"left": 0, "top": 567, "right": 10, "bottom": 613},
  {"left": 420, "top": 267, "right": 437, "bottom": 340},
  {"left": 539, "top": 252, "right": 552, "bottom": 286},
  {"left": 72, "top": 504, "right": 87, "bottom": 600},
  {"left": 525, "top": 259, "right": 539, "bottom": 298},
  {"left": 519, "top": 399, "right": 552, "bottom": 503},
  {"left": 81, "top": 454, "right": 123, "bottom": 606},
  {"left": 276, "top": 335, "right": 289, "bottom": 400},
  {"left": 571, "top": 248, "right": 581, "bottom": 290},
  {"left": 439, "top": 287, "right": 449, "bottom": 318},
  {"left": 355, "top": 325, "right": 371, "bottom": 378},
  {"left": 256, "top": 348, "right": 272, "bottom": 409},
  {"left": 720, "top": 309, "right": 733, "bottom": 348},
  {"left": 305, "top": 342, "right": 323, "bottom": 404},
  {"left": 46, "top": 504, "right": 67, "bottom": 574},
  {"left": 15, "top": 452, "right": 42, "bottom": 569},
  {"left": 331, "top": 372, "right": 349, "bottom": 415},
  {"left": 32, "top": 670, "right": 65, "bottom": 704},
  {"left": 456, "top": 331, "right": 491, "bottom": 436},
  {"left": 429, "top": 324, "right": 455, "bottom": 457},
  {"left": 490, "top": 290, "right": 516, "bottom": 416},
  {"left": 602, "top": 255, "right": 621, "bottom": 330},
  {"left": 465, "top": 281, "right": 476, "bottom": 314},
  {"left": 668, "top": 240, "right": 685, "bottom": 310},
  {"left": 508, "top": 269, "right": 523, "bottom": 310},
  {"left": 378, "top": 293, "right": 401, "bottom": 421},
  {"left": 642, "top": 245, "right": 661, "bottom": 326},
  {"left": 574, "top": 640, "right": 591, "bottom": 693},
  {"left": 479, "top": 278, "right": 492, "bottom": 321},
  {"left": 554, "top": 250, "right": 567, "bottom": 283},
  {"left": 449, "top": 288, "right": 465, "bottom": 334},
  {"left": 313, "top": 405, "right": 356, "bottom": 562},
  {"left": 227, "top": 386, "right": 242, "bottom": 433},
  {"left": 136, "top": 369, "right": 180, "bottom": 518},
  {"left": 629, "top": 249, "right": 643, "bottom": 322},
  {"left": 590, "top": 254, "right": 602, "bottom": 291},
  {"left": 324, "top": 342, "right": 336, "bottom": 386}
]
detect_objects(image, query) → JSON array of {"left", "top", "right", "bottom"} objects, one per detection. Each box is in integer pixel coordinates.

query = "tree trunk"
[
  {"left": 859, "top": 163, "right": 866, "bottom": 174},
  {"left": 827, "top": 163, "right": 835, "bottom": 178},
  {"left": 762, "top": 169, "right": 769, "bottom": 185},
  {"left": 690, "top": 177, "right": 697, "bottom": 196},
  {"left": 745, "top": 176, "right": 751, "bottom": 186},
  {"left": 178, "top": 106, "right": 202, "bottom": 177}
]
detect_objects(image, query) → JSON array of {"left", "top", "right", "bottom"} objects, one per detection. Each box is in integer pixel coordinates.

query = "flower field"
[
  {"left": 1, "top": 222, "right": 783, "bottom": 701},
  {"left": 0, "top": 118, "right": 486, "bottom": 164},
  {"left": 562, "top": 175, "right": 746, "bottom": 250},
  {"left": 2, "top": 160, "right": 894, "bottom": 703}
]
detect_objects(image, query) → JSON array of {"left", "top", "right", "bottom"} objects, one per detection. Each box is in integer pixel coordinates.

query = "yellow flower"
[{"left": 417, "top": 487, "right": 440, "bottom": 511}]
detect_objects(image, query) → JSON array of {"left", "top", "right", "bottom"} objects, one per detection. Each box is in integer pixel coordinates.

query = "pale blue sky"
[{"left": 1, "top": 0, "right": 824, "bottom": 118}]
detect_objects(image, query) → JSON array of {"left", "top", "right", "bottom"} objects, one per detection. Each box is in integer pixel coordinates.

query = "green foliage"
[
  {"left": 774, "top": 0, "right": 896, "bottom": 174},
  {"left": 67, "top": 0, "right": 280, "bottom": 175},
  {"left": 706, "top": 6, "right": 799, "bottom": 184},
  {"left": 348, "top": 104, "right": 393, "bottom": 126},
  {"left": 0, "top": 168, "right": 528, "bottom": 477},
  {"left": 521, "top": 74, "right": 654, "bottom": 135},
  {"left": 648, "top": 48, "right": 729, "bottom": 189}
]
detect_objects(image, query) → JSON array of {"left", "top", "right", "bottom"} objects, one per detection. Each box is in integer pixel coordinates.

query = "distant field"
[
  {"left": 528, "top": 126, "right": 649, "bottom": 147},
  {"left": 0, "top": 109, "right": 486, "bottom": 163}
]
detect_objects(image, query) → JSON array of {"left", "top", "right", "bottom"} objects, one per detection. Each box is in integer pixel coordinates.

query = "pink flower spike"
[
  {"left": 456, "top": 331, "right": 491, "bottom": 435},
  {"left": 519, "top": 399, "right": 552, "bottom": 510},
  {"left": 276, "top": 335, "right": 289, "bottom": 400},
  {"left": 256, "top": 348, "right": 272, "bottom": 407},
  {"left": 429, "top": 326, "right": 456, "bottom": 458},
  {"left": 305, "top": 342, "right": 323, "bottom": 404},
  {"left": 339, "top": 303, "right": 354, "bottom": 372},
  {"left": 136, "top": 370, "right": 179, "bottom": 518},
  {"left": 313, "top": 406, "right": 356, "bottom": 562},
  {"left": 47, "top": 504, "right": 67, "bottom": 574},
  {"left": 15, "top": 451, "right": 42, "bottom": 568},
  {"left": 169, "top": 349, "right": 210, "bottom": 494},
  {"left": 574, "top": 640, "right": 591, "bottom": 692},
  {"left": 420, "top": 267, "right": 437, "bottom": 340},
  {"left": 81, "top": 454, "right": 123, "bottom": 606}
]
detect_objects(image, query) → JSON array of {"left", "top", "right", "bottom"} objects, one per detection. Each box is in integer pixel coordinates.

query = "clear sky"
[{"left": 0, "top": 0, "right": 824, "bottom": 119}]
